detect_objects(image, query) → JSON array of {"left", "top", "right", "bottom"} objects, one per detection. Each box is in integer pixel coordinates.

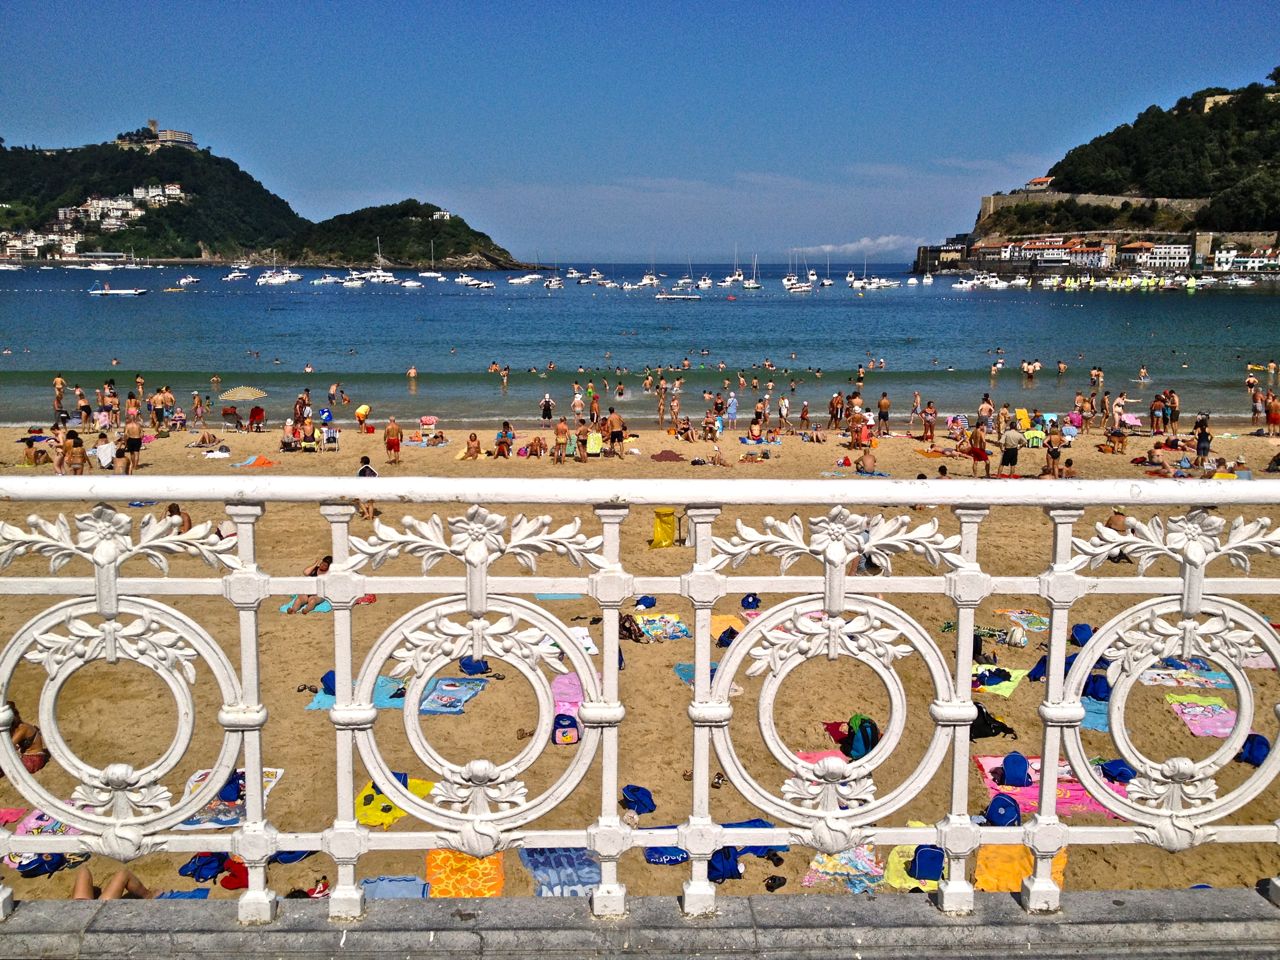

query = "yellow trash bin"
[{"left": 651, "top": 508, "right": 677, "bottom": 549}]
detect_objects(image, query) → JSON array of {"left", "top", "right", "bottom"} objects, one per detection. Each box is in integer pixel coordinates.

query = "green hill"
[
  {"left": 280, "top": 199, "right": 518, "bottom": 268},
  {"left": 1045, "top": 68, "right": 1280, "bottom": 231},
  {"left": 0, "top": 141, "right": 306, "bottom": 256}
]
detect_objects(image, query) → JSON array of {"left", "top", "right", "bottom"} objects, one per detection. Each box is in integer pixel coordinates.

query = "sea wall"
[{"left": 979, "top": 191, "right": 1210, "bottom": 221}]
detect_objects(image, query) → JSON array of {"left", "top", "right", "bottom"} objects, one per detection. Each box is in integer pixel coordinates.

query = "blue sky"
[{"left": 3, "top": 1, "right": 1277, "bottom": 261}]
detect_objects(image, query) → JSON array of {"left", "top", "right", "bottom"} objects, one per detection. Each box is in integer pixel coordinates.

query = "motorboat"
[
  {"left": 507, "top": 273, "right": 543, "bottom": 285},
  {"left": 544, "top": 276, "right": 564, "bottom": 289},
  {"left": 310, "top": 274, "right": 342, "bottom": 285},
  {"left": 921, "top": 273, "right": 934, "bottom": 285},
  {"left": 418, "top": 270, "right": 443, "bottom": 278},
  {"left": 475, "top": 280, "right": 496, "bottom": 289},
  {"left": 565, "top": 267, "right": 584, "bottom": 279},
  {"left": 365, "top": 267, "right": 398, "bottom": 284},
  {"left": 906, "top": 277, "right": 919, "bottom": 286},
  {"left": 401, "top": 279, "right": 423, "bottom": 288},
  {"left": 637, "top": 272, "right": 661, "bottom": 288},
  {"left": 454, "top": 273, "right": 475, "bottom": 284},
  {"left": 342, "top": 278, "right": 364, "bottom": 288},
  {"left": 178, "top": 274, "right": 201, "bottom": 286},
  {"left": 223, "top": 270, "right": 249, "bottom": 281},
  {"left": 787, "top": 281, "right": 813, "bottom": 294},
  {"left": 655, "top": 289, "right": 701, "bottom": 301},
  {"left": 781, "top": 272, "right": 799, "bottom": 290},
  {"left": 587, "top": 268, "right": 605, "bottom": 282},
  {"left": 697, "top": 274, "right": 713, "bottom": 289},
  {"left": 0, "top": 263, "right": 22, "bottom": 271},
  {"left": 1009, "top": 275, "right": 1029, "bottom": 287},
  {"left": 87, "top": 262, "right": 117, "bottom": 272},
  {"left": 89, "top": 283, "right": 146, "bottom": 296}
]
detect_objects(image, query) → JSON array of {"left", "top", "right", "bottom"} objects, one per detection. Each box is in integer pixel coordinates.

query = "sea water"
[{"left": 0, "top": 263, "right": 1274, "bottom": 428}]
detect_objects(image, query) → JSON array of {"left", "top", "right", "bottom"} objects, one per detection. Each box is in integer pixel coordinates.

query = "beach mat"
[
  {"left": 673, "top": 662, "right": 719, "bottom": 686},
  {"left": 974, "top": 845, "right": 1067, "bottom": 893},
  {"left": 638, "top": 614, "right": 692, "bottom": 641},
  {"left": 882, "top": 820, "right": 940, "bottom": 892},
  {"left": 356, "top": 776, "right": 435, "bottom": 829},
  {"left": 3, "top": 808, "right": 85, "bottom": 870},
  {"left": 1139, "top": 668, "right": 1232, "bottom": 689},
  {"left": 996, "top": 608, "right": 1050, "bottom": 632},
  {"left": 517, "top": 847, "right": 601, "bottom": 897},
  {"left": 1167, "top": 693, "right": 1236, "bottom": 737},
  {"left": 1081, "top": 696, "right": 1110, "bottom": 733},
  {"left": 802, "top": 844, "right": 883, "bottom": 894},
  {"left": 176, "top": 767, "right": 283, "bottom": 830},
  {"left": 426, "top": 849, "right": 504, "bottom": 898},
  {"left": 974, "top": 755, "right": 1123, "bottom": 818},
  {"left": 534, "top": 593, "right": 585, "bottom": 601},
  {"left": 361, "top": 875, "right": 429, "bottom": 899},
  {"left": 279, "top": 596, "right": 333, "bottom": 614},
  {"left": 307, "top": 675, "right": 406, "bottom": 711},
  {"left": 419, "top": 677, "right": 488, "bottom": 715}
]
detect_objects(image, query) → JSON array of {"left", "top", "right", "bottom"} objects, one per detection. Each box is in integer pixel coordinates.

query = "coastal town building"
[
  {"left": 1117, "top": 241, "right": 1154, "bottom": 267},
  {"left": 431, "top": 210, "right": 453, "bottom": 221},
  {"left": 0, "top": 180, "right": 186, "bottom": 257},
  {"left": 1148, "top": 242, "right": 1191, "bottom": 270},
  {"left": 114, "top": 119, "right": 198, "bottom": 152},
  {"left": 1023, "top": 176, "right": 1055, "bottom": 192}
]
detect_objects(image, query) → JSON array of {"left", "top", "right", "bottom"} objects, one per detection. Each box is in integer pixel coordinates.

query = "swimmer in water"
[
  {"left": 407, "top": 365, "right": 417, "bottom": 378},
  {"left": 304, "top": 363, "right": 314, "bottom": 374}
]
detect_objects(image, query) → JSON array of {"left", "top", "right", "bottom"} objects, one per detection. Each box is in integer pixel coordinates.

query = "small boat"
[
  {"left": 342, "top": 279, "right": 364, "bottom": 288},
  {"left": 565, "top": 267, "right": 584, "bottom": 279},
  {"left": 0, "top": 263, "right": 22, "bottom": 271},
  {"left": 89, "top": 283, "right": 147, "bottom": 296},
  {"left": 544, "top": 276, "right": 564, "bottom": 289},
  {"left": 655, "top": 289, "right": 701, "bottom": 301},
  {"left": 475, "top": 280, "right": 496, "bottom": 289},
  {"left": 401, "top": 279, "right": 423, "bottom": 288},
  {"left": 163, "top": 287, "right": 187, "bottom": 293},
  {"left": 922, "top": 273, "right": 934, "bottom": 285},
  {"left": 454, "top": 273, "right": 475, "bottom": 284},
  {"left": 418, "top": 270, "right": 443, "bottom": 278},
  {"left": 311, "top": 274, "right": 342, "bottom": 285},
  {"left": 787, "top": 281, "right": 813, "bottom": 294},
  {"left": 178, "top": 274, "right": 201, "bottom": 286},
  {"left": 223, "top": 270, "right": 249, "bottom": 281}
]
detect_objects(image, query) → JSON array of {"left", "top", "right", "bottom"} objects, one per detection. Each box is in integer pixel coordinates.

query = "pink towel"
[
  {"left": 1167, "top": 694, "right": 1237, "bottom": 737},
  {"left": 975, "top": 755, "right": 1125, "bottom": 818}
]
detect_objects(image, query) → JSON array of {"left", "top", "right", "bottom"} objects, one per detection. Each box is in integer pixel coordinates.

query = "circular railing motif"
[
  {"left": 708, "top": 595, "right": 957, "bottom": 832},
  {"left": 0, "top": 597, "right": 244, "bottom": 837},
  {"left": 1061, "top": 596, "right": 1280, "bottom": 849},
  {"left": 351, "top": 595, "right": 603, "bottom": 855}
]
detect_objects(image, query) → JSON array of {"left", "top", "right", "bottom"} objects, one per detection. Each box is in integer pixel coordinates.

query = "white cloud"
[{"left": 797, "top": 235, "right": 926, "bottom": 257}]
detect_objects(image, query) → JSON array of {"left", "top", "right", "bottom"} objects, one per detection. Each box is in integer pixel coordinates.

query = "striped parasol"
[
  {"left": 948, "top": 414, "right": 969, "bottom": 431},
  {"left": 218, "top": 385, "right": 268, "bottom": 403}
]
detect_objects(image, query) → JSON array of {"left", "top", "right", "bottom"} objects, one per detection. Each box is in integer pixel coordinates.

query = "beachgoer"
[
  {"left": 876, "top": 392, "right": 891, "bottom": 437},
  {"left": 998, "top": 422, "right": 1025, "bottom": 478},
  {"left": 921, "top": 401, "right": 937, "bottom": 442},
  {"left": 495, "top": 421, "right": 515, "bottom": 459},
  {"left": 605, "top": 407, "right": 626, "bottom": 457},
  {"left": 383, "top": 416, "right": 402, "bottom": 465},
  {"left": 166, "top": 503, "right": 192, "bottom": 534},
  {"left": 553, "top": 417, "right": 569, "bottom": 464},
  {"left": 73, "top": 867, "right": 154, "bottom": 900},
  {"left": 463, "top": 433, "right": 481, "bottom": 460},
  {"left": 355, "top": 456, "right": 378, "bottom": 520},
  {"left": 540, "top": 393, "right": 556, "bottom": 424},
  {"left": 287, "top": 556, "right": 332, "bottom": 614}
]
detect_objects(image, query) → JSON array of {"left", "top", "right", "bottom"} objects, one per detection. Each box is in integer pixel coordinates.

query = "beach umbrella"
[
  {"left": 949, "top": 414, "right": 969, "bottom": 430},
  {"left": 420, "top": 415, "right": 439, "bottom": 427},
  {"left": 1121, "top": 414, "right": 1143, "bottom": 428},
  {"left": 219, "top": 385, "right": 268, "bottom": 403}
]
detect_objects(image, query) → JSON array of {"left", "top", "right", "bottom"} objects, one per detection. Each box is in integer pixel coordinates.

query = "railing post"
[
  {"left": 679, "top": 506, "right": 726, "bottom": 915},
  {"left": 1024, "top": 507, "right": 1086, "bottom": 913},
  {"left": 587, "top": 505, "right": 633, "bottom": 916},
  {"left": 223, "top": 503, "right": 278, "bottom": 923},
  {"left": 937, "top": 507, "right": 991, "bottom": 914},
  {"left": 318, "top": 502, "right": 370, "bottom": 921}
]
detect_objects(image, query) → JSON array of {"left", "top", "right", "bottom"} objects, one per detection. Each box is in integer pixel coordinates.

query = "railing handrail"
[{"left": 0, "top": 475, "right": 1276, "bottom": 506}]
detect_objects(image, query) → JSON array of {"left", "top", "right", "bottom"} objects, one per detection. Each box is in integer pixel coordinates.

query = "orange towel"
[
  {"left": 973, "top": 844, "right": 1067, "bottom": 893},
  {"left": 426, "top": 848, "right": 504, "bottom": 898}
]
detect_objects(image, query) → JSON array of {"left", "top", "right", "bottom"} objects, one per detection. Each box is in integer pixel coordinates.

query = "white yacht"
[
  {"left": 0, "top": 263, "right": 22, "bottom": 271},
  {"left": 310, "top": 274, "right": 342, "bottom": 285},
  {"left": 696, "top": 274, "right": 713, "bottom": 290},
  {"left": 342, "top": 278, "right": 364, "bottom": 288},
  {"left": 418, "top": 270, "right": 443, "bottom": 278},
  {"left": 87, "top": 262, "right": 117, "bottom": 272},
  {"left": 178, "top": 274, "right": 201, "bottom": 286},
  {"left": 454, "top": 273, "right": 475, "bottom": 285},
  {"left": 743, "top": 256, "right": 762, "bottom": 290},
  {"left": 655, "top": 289, "right": 701, "bottom": 301},
  {"left": 587, "top": 268, "right": 606, "bottom": 283},
  {"left": 1009, "top": 275, "right": 1030, "bottom": 287},
  {"left": 781, "top": 272, "right": 799, "bottom": 290},
  {"left": 507, "top": 273, "right": 544, "bottom": 285},
  {"left": 787, "top": 281, "right": 813, "bottom": 294},
  {"left": 565, "top": 267, "right": 584, "bottom": 279},
  {"left": 722, "top": 267, "right": 744, "bottom": 284},
  {"left": 544, "top": 276, "right": 564, "bottom": 289},
  {"left": 89, "top": 283, "right": 146, "bottom": 296},
  {"left": 223, "top": 269, "right": 249, "bottom": 281},
  {"left": 637, "top": 272, "right": 661, "bottom": 288},
  {"left": 401, "top": 279, "right": 423, "bottom": 288},
  {"left": 921, "top": 273, "right": 934, "bottom": 285},
  {"left": 475, "top": 280, "right": 496, "bottom": 290}
]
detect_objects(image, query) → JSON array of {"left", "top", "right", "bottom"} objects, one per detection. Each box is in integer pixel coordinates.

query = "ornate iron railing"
[{"left": 0, "top": 476, "right": 1276, "bottom": 922}]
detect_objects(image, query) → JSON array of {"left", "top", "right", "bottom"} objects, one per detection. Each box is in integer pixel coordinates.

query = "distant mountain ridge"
[{"left": 0, "top": 134, "right": 521, "bottom": 266}]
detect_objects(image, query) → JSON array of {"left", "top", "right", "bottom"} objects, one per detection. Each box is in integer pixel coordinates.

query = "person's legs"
[
  {"left": 73, "top": 867, "right": 96, "bottom": 900},
  {"left": 100, "top": 869, "right": 150, "bottom": 900}
]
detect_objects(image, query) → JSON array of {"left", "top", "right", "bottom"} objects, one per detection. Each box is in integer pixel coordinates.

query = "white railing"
[{"left": 0, "top": 476, "right": 1277, "bottom": 922}]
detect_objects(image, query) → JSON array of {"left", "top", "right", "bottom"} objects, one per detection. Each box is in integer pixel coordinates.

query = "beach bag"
[
  {"left": 619, "top": 614, "right": 644, "bottom": 643},
  {"left": 321, "top": 670, "right": 337, "bottom": 697},
  {"left": 707, "top": 846, "right": 742, "bottom": 883},
  {"left": 971, "top": 702, "right": 1017, "bottom": 740},
  {"left": 552, "top": 713, "right": 580, "bottom": 746},
  {"left": 984, "top": 794, "right": 1021, "bottom": 826},
  {"left": 741, "top": 593, "right": 761, "bottom": 610},
  {"left": 716, "top": 626, "right": 738, "bottom": 648},
  {"left": 976, "top": 668, "right": 1012, "bottom": 687},
  {"left": 1100, "top": 759, "right": 1136, "bottom": 783},
  {"left": 1237, "top": 733, "right": 1271, "bottom": 767},
  {"left": 620, "top": 784, "right": 655, "bottom": 814},
  {"left": 1000, "top": 752, "right": 1033, "bottom": 787},
  {"left": 1082, "top": 674, "right": 1112, "bottom": 702},
  {"left": 459, "top": 656, "right": 490, "bottom": 676},
  {"left": 842, "top": 713, "right": 881, "bottom": 761},
  {"left": 906, "top": 845, "right": 945, "bottom": 882},
  {"left": 1070, "top": 623, "right": 1094, "bottom": 646}
]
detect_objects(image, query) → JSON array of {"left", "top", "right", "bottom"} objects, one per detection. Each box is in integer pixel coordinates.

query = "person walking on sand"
[
  {"left": 553, "top": 416, "right": 569, "bottom": 464},
  {"left": 605, "top": 406, "right": 626, "bottom": 458},
  {"left": 124, "top": 416, "right": 143, "bottom": 474},
  {"left": 876, "top": 391, "right": 891, "bottom": 437},
  {"left": 383, "top": 416, "right": 402, "bottom": 465}
]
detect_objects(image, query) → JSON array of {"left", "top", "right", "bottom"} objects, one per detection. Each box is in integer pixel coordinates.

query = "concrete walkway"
[{"left": 2, "top": 888, "right": 1278, "bottom": 958}]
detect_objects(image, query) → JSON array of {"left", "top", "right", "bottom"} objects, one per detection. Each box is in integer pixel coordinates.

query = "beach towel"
[
  {"left": 974, "top": 845, "right": 1067, "bottom": 893},
  {"left": 638, "top": 614, "right": 692, "bottom": 641},
  {"left": 1139, "top": 668, "right": 1232, "bottom": 689},
  {"left": 1081, "top": 696, "right": 1110, "bottom": 733},
  {"left": 802, "top": 844, "right": 883, "bottom": 894},
  {"left": 673, "top": 662, "right": 719, "bottom": 687},
  {"left": 739, "top": 437, "right": 782, "bottom": 445},
  {"left": 997, "top": 608, "right": 1050, "bottom": 633},
  {"left": 361, "top": 875, "right": 429, "bottom": 899},
  {"left": 941, "top": 622, "right": 1010, "bottom": 643},
  {"left": 3, "top": 808, "right": 87, "bottom": 870},
  {"left": 518, "top": 847, "right": 601, "bottom": 897},
  {"left": 529, "top": 625, "right": 599, "bottom": 657},
  {"left": 1167, "top": 693, "right": 1236, "bottom": 737},
  {"left": 308, "top": 675, "right": 406, "bottom": 711},
  {"left": 230, "top": 454, "right": 277, "bottom": 468},
  {"left": 551, "top": 670, "right": 601, "bottom": 721},
  {"left": 425, "top": 849, "right": 504, "bottom": 898},
  {"left": 974, "top": 755, "right": 1124, "bottom": 818},
  {"left": 279, "top": 597, "right": 333, "bottom": 614},
  {"left": 156, "top": 889, "right": 212, "bottom": 900},
  {"left": 915, "top": 449, "right": 944, "bottom": 458},
  {"left": 534, "top": 594, "right": 584, "bottom": 601},
  {"left": 1242, "top": 653, "right": 1277, "bottom": 669},
  {"left": 586, "top": 433, "right": 603, "bottom": 456},
  {"left": 883, "top": 821, "right": 941, "bottom": 892},
  {"left": 419, "top": 677, "right": 488, "bottom": 715},
  {"left": 711, "top": 614, "right": 746, "bottom": 639},
  {"left": 0, "top": 808, "right": 26, "bottom": 825},
  {"left": 356, "top": 776, "right": 435, "bottom": 829},
  {"left": 177, "top": 767, "right": 283, "bottom": 830},
  {"left": 972, "top": 665, "right": 1029, "bottom": 699}
]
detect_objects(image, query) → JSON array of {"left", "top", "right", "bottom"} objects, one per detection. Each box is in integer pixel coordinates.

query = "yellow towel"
[
  {"left": 711, "top": 614, "right": 746, "bottom": 638},
  {"left": 355, "top": 778, "right": 434, "bottom": 830},
  {"left": 974, "top": 845, "right": 1067, "bottom": 893},
  {"left": 882, "top": 820, "right": 941, "bottom": 892}
]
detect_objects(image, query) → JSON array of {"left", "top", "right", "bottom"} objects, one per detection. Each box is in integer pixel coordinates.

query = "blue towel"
[
  {"left": 643, "top": 817, "right": 784, "bottom": 865},
  {"left": 418, "top": 677, "right": 488, "bottom": 716},
  {"left": 156, "top": 888, "right": 211, "bottom": 900},
  {"left": 1081, "top": 696, "right": 1110, "bottom": 732},
  {"left": 673, "top": 662, "right": 718, "bottom": 686},
  {"left": 279, "top": 596, "right": 333, "bottom": 614},
  {"left": 535, "top": 593, "right": 585, "bottom": 601},
  {"left": 360, "top": 875, "right": 429, "bottom": 899},
  {"left": 518, "top": 848, "right": 601, "bottom": 897},
  {"left": 308, "top": 675, "right": 407, "bottom": 711}
]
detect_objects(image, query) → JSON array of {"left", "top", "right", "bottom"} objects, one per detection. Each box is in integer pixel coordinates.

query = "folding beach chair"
[
  {"left": 248, "top": 406, "right": 266, "bottom": 432},
  {"left": 322, "top": 426, "right": 340, "bottom": 452},
  {"left": 222, "top": 406, "right": 243, "bottom": 431}
]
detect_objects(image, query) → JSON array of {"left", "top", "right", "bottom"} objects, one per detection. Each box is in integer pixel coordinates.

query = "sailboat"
[
  {"left": 743, "top": 255, "right": 762, "bottom": 290},
  {"left": 419, "top": 240, "right": 444, "bottom": 279},
  {"left": 820, "top": 255, "right": 835, "bottom": 286}
]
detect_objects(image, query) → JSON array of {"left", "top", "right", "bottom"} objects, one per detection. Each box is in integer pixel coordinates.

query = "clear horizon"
[{"left": 3, "top": 0, "right": 1276, "bottom": 261}]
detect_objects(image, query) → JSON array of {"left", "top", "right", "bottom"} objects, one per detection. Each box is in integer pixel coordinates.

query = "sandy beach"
[{"left": 0, "top": 417, "right": 1278, "bottom": 902}]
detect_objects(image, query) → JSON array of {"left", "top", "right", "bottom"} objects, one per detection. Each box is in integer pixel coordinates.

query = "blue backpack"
[
  {"left": 1100, "top": 759, "right": 1135, "bottom": 783},
  {"left": 716, "top": 626, "right": 738, "bottom": 648},
  {"left": 1000, "top": 751, "right": 1033, "bottom": 787},
  {"left": 985, "top": 794, "right": 1021, "bottom": 826},
  {"left": 1237, "top": 733, "right": 1271, "bottom": 767},
  {"left": 553, "top": 713, "right": 580, "bottom": 745},
  {"left": 459, "top": 655, "right": 490, "bottom": 676},
  {"left": 842, "top": 713, "right": 881, "bottom": 761},
  {"left": 1070, "top": 623, "right": 1094, "bottom": 646},
  {"left": 1082, "top": 674, "right": 1112, "bottom": 702},
  {"left": 708, "top": 846, "right": 742, "bottom": 883},
  {"left": 906, "top": 844, "right": 945, "bottom": 882}
]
